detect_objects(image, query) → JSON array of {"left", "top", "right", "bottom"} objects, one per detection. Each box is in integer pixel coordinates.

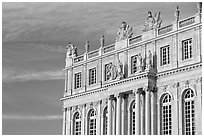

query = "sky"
[{"left": 2, "top": 2, "right": 198, "bottom": 135}]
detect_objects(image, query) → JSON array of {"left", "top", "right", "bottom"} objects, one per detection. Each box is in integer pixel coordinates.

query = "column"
[
  {"left": 141, "top": 92, "right": 145, "bottom": 135},
  {"left": 66, "top": 108, "right": 71, "bottom": 135},
  {"left": 116, "top": 93, "right": 122, "bottom": 135},
  {"left": 107, "top": 95, "right": 113, "bottom": 135},
  {"left": 121, "top": 95, "right": 127, "bottom": 135},
  {"left": 127, "top": 110, "right": 131, "bottom": 135},
  {"left": 67, "top": 68, "right": 73, "bottom": 95},
  {"left": 145, "top": 87, "right": 151, "bottom": 135},
  {"left": 62, "top": 108, "right": 67, "bottom": 135},
  {"left": 113, "top": 98, "right": 116, "bottom": 135},
  {"left": 135, "top": 89, "right": 141, "bottom": 135},
  {"left": 97, "top": 100, "right": 102, "bottom": 135},
  {"left": 83, "top": 63, "right": 87, "bottom": 91},
  {"left": 81, "top": 104, "right": 86, "bottom": 135},
  {"left": 64, "top": 69, "right": 68, "bottom": 93}
]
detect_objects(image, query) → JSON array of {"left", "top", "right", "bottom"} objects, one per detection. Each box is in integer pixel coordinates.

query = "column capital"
[
  {"left": 143, "top": 86, "right": 157, "bottom": 92},
  {"left": 82, "top": 104, "right": 86, "bottom": 108},
  {"left": 114, "top": 93, "right": 124, "bottom": 98},
  {"left": 108, "top": 95, "right": 115, "bottom": 100},
  {"left": 62, "top": 108, "right": 67, "bottom": 112},
  {"left": 133, "top": 88, "right": 144, "bottom": 95}
]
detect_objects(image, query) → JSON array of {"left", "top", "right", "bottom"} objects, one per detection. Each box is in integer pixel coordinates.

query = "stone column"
[
  {"left": 121, "top": 95, "right": 127, "bottom": 135},
  {"left": 127, "top": 110, "right": 131, "bottom": 135},
  {"left": 141, "top": 92, "right": 145, "bottom": 135},
  {"left": 81, "top": 104, "right": 86, "bottom": 135},
  {"left": 67, "top": 68, "right": 73, "bottom": 95},
  {"left": 116, "top": 93, "right": 122, "bottom": 135},
  {"left": 62, "top": 108, "right": 67, "bottom": 135},
  {"left": 145, "top": 87, "right": 151, "bottom": 135},
  {"left": 97, "top": 100, "right": 102, "bottom": 135},
  {"left": 135, "top": 89, "right": 143, "bottom": 135},
  {"left": 107, "top": 95, "right": 113, "bottom": 135},
  {"left": 70, "top": 119, "right": 73, "bottom": 135},
  {"left": 64, "top": 69, "right": 68, "bottom": 94},
  {"left": 66, "top": 107, "right": 71, "bottom": 135},
  {"left": 151, "top": 87, "right": 157, "bottom": 135},
  {"left": 84, "top": 63, "right": 87, "bottom": 92}
]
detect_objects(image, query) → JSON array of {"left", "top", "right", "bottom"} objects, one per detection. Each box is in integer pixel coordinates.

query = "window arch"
[
  {"left": 183, "top": 88, "right": 196, "bottom": 135},
  {"left": 73, "top": 112, "right": 81, "bottom": 135},
  {"left": 130, "top": 101, "right": 135, "bottom": 135},
  {"left": 87, "top": 109, "right": 97, "bottom": 135},
  {"left": 161, "top": 93, "right": 172, "bottom": 135},
  {"left": 103, "top": 106, "right": 108, "bottom": 135}
]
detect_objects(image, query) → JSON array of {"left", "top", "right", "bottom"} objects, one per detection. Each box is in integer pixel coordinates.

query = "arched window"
[
  {"left": 73, "top": 112, "right": 81, "bottom": 135},
  {"left": 88, "top": 109, "right": 97, "bottom": 135},
  {"left": 130, "top": 101, "right": 135, "bottom": 135},
  {"left": 161, "top": 93, "right": 172, "bottom": 135},
  {"left": 183, "top": 89, "right": 195, "bottom": 135},
  {"left": 103, "top": 106, "right": 108, "bottom": 135}
]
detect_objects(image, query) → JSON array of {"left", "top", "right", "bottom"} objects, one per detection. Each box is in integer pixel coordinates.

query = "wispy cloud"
[
  {"left": 34, "top": 43, "right": 66, "bottom": 52},
  {"left": 2, "top": 67, "right": 64, "bottom": 83},
  {"left": 2, "top": 114, "right": 62, "bottom": 120}
]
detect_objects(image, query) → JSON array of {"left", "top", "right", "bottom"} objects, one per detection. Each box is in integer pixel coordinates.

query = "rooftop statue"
[
  {"left": 143, "top": 11, "right": 162, "bottom": 32},
  {"left": 116, "top": 21, "right": 133, "bottom": 42},
  {"left": 66, "top": 43, "right": 78, "bottom": 58}
]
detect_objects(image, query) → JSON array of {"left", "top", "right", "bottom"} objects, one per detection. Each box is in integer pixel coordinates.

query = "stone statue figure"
[
  {"left": 66, "top": 43, "right": 77, "bottom": 58},
  {"left": 137, "top": 53, "right": 143, "bottom": 72},
  {"left": 115, "top": 58, "right": 123, "bottom": 79},
  {"left": 106, "top": 62, "right": 114, "bottom": 80},
  {"left": 106, "top": 59, "right": 124, "bottom": 80},
  {"left": 146, "top": 50, "right": 153, "bottom": 70},
  {"left": 116, "top": 21, "right": 133, "bottom": 42},
  {"left": 143, "top": 11, "right": 162, "bottom": 32}
]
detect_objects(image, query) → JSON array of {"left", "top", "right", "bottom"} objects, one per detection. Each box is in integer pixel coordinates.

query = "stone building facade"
[{"left": 60, "top": 3, "right": 202, "bottom": 135}]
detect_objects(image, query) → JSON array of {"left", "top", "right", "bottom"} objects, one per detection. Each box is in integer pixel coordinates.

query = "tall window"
[
  {"left": 183, "top": 89, "right": 195, "bottom": 135},
  {"left": 103, "top": 106, "right": 108, "bottom": 135},
  {"left": 73, "top": 112, "right": 81, "bottom": 135},
  {"left": 161, "top": 93, "right": 172, "bottom": 135},
  {"left": 74, "top": 72, "right": 82, "bottom": 89},
  {"left": 130, "top": 101, "right": 136, "bottom": 135},
  {"left": 88, "top": 109, "right": 97, "bottom": 135},
  {"left": 131, "top": 55, "right": 138, "bottom": 74},
  {"left": 89, "top": 68, "right": 97, "bottom": 85},
  {"left": 160, "top": 45, "right": 170, "bottom": 66},
  {"left": 182, "top": 38, "right": 192, "bottom": 60}
]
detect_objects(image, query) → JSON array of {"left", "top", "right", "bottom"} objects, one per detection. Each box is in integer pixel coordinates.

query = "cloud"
[
  {"left": 2, "top": 114, "right": 62, "bottom": 120},
  {"left": 2, "top": 67, "right": 64, "bottom": 83},
  {"left": 34, "top": 43, "right": 66, "bottom": 52}
]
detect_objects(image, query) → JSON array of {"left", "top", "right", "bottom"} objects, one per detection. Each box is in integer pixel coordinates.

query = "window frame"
[
  {"left": 161, "top": 93, "right": 172, "bottom": 135},
  {"left": 131, "top": 55, "right": 138, "bottom": 74},
  {"left": 74, "top": 72, "right": 82, "bottom": 89},
  {"left": 183, "top": 89, "right": 196, "bottom": 135},
  {"left": 87, "top": 109, "right": 97, "bottom": 135},
  {"left": 182, "top": 38, "right": 193, "bottom": 60},
  {"left": 73, "top": 112, "right": 82, "bottom": 135},
  {"left": 89, "top": 67, "right": 97, "bottom": 85},
  {"left": 160, "top": 45, "right": 170, "bottom": 66}
]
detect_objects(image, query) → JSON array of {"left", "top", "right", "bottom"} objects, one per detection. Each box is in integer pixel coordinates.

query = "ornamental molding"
[
  {"left": 61, "top": 63, "right": 201, "bottom": 102},
  {"left": 157, "top": 63, "right": 202, "bottom": 78}
]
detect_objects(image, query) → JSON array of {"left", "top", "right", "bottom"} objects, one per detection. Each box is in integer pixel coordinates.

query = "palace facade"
[{"left": 60, "top": 3, "right": 202, "bottom": 135}]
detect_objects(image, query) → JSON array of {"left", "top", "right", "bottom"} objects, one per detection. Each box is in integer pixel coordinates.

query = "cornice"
[
  {"left": 157, "top": 63, "right": 202, "bottom": 78},
  {"left": 60, "top": 63, "right": 202, "bottom": 102}
]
